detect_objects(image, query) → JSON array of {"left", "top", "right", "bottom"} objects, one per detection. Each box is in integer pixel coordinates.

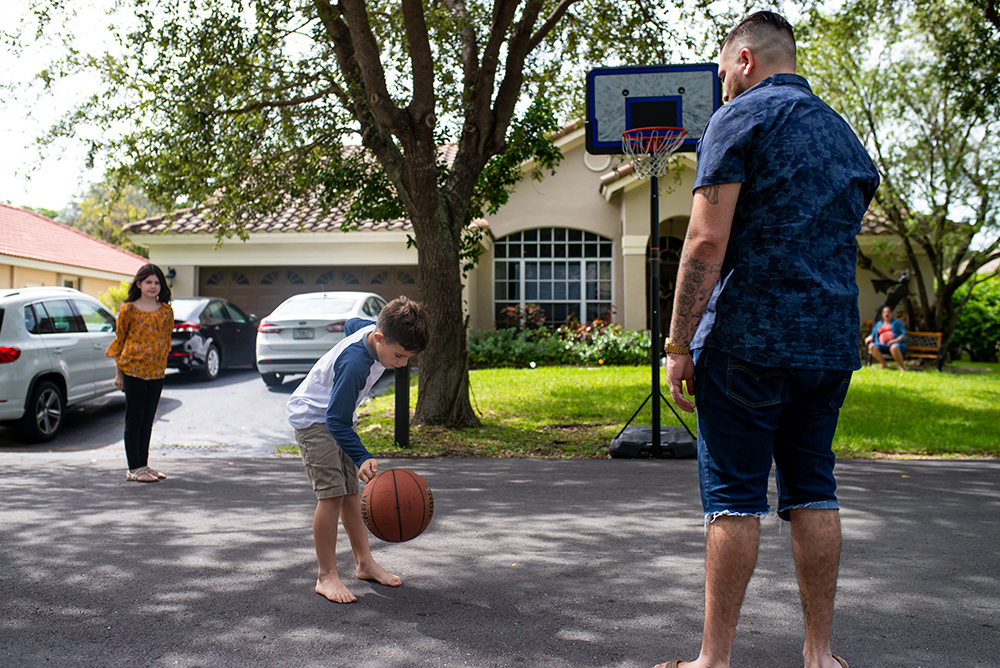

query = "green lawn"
[{"left": 354, "top": 362, "right": 1000, "bottom": 460}]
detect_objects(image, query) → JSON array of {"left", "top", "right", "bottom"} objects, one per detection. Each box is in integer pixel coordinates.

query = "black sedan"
[{"left": 169, "top": 298, "right": 258, "bottom": 381}]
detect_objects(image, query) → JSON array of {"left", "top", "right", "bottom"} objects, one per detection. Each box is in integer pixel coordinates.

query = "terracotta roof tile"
[
  {"left": 0, "top": 204, "right": 148, "bottom": 276},
  {"left": 125, "top": 196, "right": 412, "bottom": 236},
  {"left": 122, "top": 143, "right": 486, "bottom": 236}
]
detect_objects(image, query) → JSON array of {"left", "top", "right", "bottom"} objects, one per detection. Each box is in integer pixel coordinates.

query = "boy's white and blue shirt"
[{"left": 286, "top": 318, "right": 383, "bottom": 467}]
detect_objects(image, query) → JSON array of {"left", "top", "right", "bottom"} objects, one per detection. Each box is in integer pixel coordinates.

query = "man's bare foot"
[
  {"left": 316, "top": 576, "right": 357, "bottom": 604},
  {"left": 357, "top": 561, "right": 402, "bottom": 587}
]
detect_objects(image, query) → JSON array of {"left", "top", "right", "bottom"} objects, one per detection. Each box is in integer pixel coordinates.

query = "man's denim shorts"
[{"left": 693, "top": 348, "right": 853, "bottom": 521}]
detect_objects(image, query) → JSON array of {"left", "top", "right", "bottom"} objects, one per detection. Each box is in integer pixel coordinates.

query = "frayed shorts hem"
[
  {"left": 705, "top": 509, "right": 771, "bottom": 523},
  {"left": 776, "top": 500, "right": 839, "bottom": 521}
]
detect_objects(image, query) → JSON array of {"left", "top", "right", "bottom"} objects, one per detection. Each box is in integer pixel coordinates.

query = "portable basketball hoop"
[
  {"left": 621, "top": 127, "right": 688, "bottom": 179},
  {"left": 613, "top": 125, "right": 695, "bottom": 457}
]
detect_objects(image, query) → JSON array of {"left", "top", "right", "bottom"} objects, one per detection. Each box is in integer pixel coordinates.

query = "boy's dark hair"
[
  {"left": 126, "top": 263, "right": 172, "bottom": 304},
  {"left": 722, "top": 11, "right": 796, "bottom": 57},
  {"left": 377, "top": 296, "right": 430, "bottom": 354}
]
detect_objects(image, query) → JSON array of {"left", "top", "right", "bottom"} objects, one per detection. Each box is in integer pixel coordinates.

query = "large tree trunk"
[{"left": 410, "top": 209, "right": 480, "bottom": 428}]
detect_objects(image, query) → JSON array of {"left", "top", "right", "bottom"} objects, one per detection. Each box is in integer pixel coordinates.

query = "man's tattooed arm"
[{"left": 667, "top": 183, "right": 739, "bottom": 347}]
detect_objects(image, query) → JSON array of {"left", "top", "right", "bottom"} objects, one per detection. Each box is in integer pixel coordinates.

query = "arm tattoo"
[
  {"left": 669, "top": 245, "right": 724, "bottom": 345},
  {"left": 697, "top": 185, "right": 721, "bottom": 205}
]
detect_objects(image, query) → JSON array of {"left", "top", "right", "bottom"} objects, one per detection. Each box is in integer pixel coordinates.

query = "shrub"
[
  {"left": 468, "top": 327, "right": 574, "bottom": 368},
  {"left": 99, "top": 281, "right": 131, "bottom": 312},
  {"left": 571, "top": 325, "right": 650, "bottom": 366},
  {"left": 950, "top": 278, "right": 1000, "bottom": 362},
  {"left": 469, "top": 308, "right": 650, "bottom": 368}
]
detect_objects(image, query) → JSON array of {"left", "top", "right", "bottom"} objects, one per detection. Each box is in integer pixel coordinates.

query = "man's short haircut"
[
  {"left": 377, "top": 296, "right": 430, "bottom": 354},
  {"left": 721, "top": 11, "right": 796, "bottom": 65}
]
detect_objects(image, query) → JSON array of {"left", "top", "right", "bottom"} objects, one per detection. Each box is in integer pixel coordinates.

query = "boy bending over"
[{"left": 286, "top": 296, "right": 430, "bottom": 603}]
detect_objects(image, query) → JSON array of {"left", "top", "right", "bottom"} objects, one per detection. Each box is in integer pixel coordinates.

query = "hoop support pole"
[{"left": 649, "top": 174, "right": 661, "bottom": 456}]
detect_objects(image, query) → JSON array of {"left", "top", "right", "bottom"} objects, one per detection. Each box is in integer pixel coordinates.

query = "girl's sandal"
[{"left": 126, "top": 467, "right": 159, "bottom": 483}]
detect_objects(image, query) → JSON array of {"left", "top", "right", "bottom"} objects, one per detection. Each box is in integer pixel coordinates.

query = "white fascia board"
[{"left": 132, "top": 231, "right": 418, "bottom": 266}]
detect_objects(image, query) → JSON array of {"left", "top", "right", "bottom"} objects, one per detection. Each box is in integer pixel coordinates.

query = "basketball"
[{"left": 360, "top": 468, "right": 434, "bottom": 542}]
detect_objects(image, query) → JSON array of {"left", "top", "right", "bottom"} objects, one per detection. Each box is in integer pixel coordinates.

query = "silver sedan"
[{"left": 254, "top": 291, "right": 386, "bottom": 386}]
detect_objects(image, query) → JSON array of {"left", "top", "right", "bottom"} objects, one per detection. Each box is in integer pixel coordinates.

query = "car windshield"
[
  {"left": 270, "top": 297, "right": 357, "bottom": 319},
  {"left": 171, "top": 299, "right": 208, "bottom": 321}
]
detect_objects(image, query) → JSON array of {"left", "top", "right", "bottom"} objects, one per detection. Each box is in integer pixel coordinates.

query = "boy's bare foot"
[
  {"left": 357, "top": 561, "right": 402, "bottom": 587},
  {"left": 315, "top": 576, "right": 357, "bottom": 604}
]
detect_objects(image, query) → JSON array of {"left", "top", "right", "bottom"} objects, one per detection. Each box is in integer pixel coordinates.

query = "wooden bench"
[
  {"left": 865, "top": 329, "right": 943, "bottom": 368},
  {"left": 904, "top": 331, "right": 944, "bottom": 363}
]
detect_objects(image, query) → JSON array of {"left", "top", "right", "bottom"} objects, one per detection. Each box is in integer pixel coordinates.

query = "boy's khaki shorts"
[{"left": 294, "top": 422, "right": 360, "bottom": 500}]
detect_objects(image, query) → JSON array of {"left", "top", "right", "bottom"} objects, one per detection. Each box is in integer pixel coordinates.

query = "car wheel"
[
  {"left": 201, "top": 345, "right": 221, "bottom": 381},
  {"left": 17, "top": 380, "right": 65, "bottom": 442},
  {"left": 261, "top": 372, "right": 284, "bottom": 387}
]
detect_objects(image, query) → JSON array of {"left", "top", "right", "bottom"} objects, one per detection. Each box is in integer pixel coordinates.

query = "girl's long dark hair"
[{"left": 125, "top": 264, "right": 172, "bottom": 304}]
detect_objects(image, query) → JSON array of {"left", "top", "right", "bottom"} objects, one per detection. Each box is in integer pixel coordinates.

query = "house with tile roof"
[
  {"left": 1, "top": 204, "right": 148, "bottom": 298},
  {"left": 123, "top": 123, "right": 933, "bottom": 335}
]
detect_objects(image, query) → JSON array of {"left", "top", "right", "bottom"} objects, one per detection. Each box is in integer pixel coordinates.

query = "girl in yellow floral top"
[{"left": 106, "top": 264, "right": 174, "bottom": 483}]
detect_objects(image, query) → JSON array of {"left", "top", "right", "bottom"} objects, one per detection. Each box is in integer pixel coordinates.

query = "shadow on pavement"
[{"left": 0, "top": 457, "right": 997, "bottom": 667}]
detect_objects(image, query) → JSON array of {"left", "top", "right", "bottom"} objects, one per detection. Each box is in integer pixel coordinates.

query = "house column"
[{"left": 621, "top": 235, "right": 649, "bottom": 331}]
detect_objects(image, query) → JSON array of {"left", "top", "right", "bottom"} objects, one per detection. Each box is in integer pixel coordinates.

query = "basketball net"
[{"left": 621, "top": 127, "right": 688, "bottom": 179}]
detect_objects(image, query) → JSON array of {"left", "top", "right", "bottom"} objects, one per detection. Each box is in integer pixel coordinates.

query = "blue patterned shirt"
[{"left": 690, "top": 74, "right": 880, "bottom": 370}]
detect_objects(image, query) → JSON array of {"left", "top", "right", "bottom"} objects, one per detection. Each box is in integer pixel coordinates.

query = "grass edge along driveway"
[{"left": 316, "top": 363, "right": 1000, "bottom": 461}]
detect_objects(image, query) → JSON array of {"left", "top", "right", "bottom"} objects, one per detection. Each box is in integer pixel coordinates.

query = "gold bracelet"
[{"left": 664, "top": 340, "right": 690, "bottom": 355}]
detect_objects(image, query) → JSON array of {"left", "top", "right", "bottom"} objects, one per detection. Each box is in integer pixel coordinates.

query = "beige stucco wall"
[
  {"left": 0, "top": 257, "right": 134, "bottom": 300},
  {"left": 128, "top": 130, "right": 936, "bottom": 339},
  {"left": 856, "top": 236, "right": 937, "bottom": 329},
  {"left": 471, "top": 130, "right": 698, "bottom": 332},
  {"left": 615, "top": 156, "right": 698, "bottom": 331},
  {"left": 475, "top": 132, "right": 623, "bottom": 331}
]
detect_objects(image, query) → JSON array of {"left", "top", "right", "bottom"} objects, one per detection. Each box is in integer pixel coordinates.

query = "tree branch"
[
  {"left": 401, "top": 0, "right": 435, "bottom": 122},
  {"left": 218, "top": 83, "right": 345, "bottom": 115},
  {"left": 441, "top": 0, "right": 479, "bottom": 108},
  {"left": 528, "top": 0, "right": 582, "bottom": 51},
  {"left": 323, "top": 0, "right": 404, "bottom": 132}
]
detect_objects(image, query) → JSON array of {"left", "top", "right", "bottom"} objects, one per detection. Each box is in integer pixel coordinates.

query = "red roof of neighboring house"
[{"left": 0, "top": 204, "right": 148, "bottom": 276}]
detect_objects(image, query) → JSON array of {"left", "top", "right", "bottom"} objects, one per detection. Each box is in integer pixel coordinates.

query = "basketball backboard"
[{"left": 585, "top": 63, "right": 721, "bottom": 155}]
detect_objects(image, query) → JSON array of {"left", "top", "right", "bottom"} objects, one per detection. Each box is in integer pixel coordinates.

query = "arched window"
[{"left": 494, "top": 228, "right": 613, "bottom": 326}]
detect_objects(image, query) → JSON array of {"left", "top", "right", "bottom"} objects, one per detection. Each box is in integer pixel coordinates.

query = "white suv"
[{"left": 0, "top": 287, "right": 119, "bottom": 442}]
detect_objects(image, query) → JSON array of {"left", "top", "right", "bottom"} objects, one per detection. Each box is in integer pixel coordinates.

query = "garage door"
[{"left": 199, "top": 266, "right": 420, "bottom": 317}]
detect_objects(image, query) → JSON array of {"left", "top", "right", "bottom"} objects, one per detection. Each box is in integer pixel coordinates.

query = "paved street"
[
  {"left": 0, "top": 368, "right": 300, "bottom": 457},
  {"left": 1, "top": 371, "right": 998, "bottom": 667}
]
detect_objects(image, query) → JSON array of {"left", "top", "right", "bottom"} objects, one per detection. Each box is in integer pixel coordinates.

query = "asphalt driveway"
[{"left": 1, "top": 449, "right": 998, "bottom": 668}]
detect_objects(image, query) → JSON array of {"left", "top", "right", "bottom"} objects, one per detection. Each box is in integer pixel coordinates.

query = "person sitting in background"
[{"left": 865, "top": 305, "right": 907, "bottom": 372}]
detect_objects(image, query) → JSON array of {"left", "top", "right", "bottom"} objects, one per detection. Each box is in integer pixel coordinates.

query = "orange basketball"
[{"left": 360, "top": 468, "right": 434, "bottom": 542}]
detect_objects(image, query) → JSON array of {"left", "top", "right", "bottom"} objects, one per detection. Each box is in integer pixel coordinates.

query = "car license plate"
[{"left": 293, "top": 328, "right": 314, "bottom": 340}]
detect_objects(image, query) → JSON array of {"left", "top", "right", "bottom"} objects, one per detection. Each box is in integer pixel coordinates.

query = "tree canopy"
[
  {"left": 13, "top": 0, "right": 729, "bottom": 426},
  {"left": 800, "top": 0, "right": 1000, "bottom": 361}
]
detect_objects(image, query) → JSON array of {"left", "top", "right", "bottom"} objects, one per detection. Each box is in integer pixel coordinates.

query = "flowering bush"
[{"left": 468, "top": 307, "right": 650, "bottom": 368}]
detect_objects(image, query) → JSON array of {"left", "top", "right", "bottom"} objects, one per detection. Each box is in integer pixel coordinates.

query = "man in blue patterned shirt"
[{"left": 659, "top": 11, "right": 879, "bottom": 668}]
